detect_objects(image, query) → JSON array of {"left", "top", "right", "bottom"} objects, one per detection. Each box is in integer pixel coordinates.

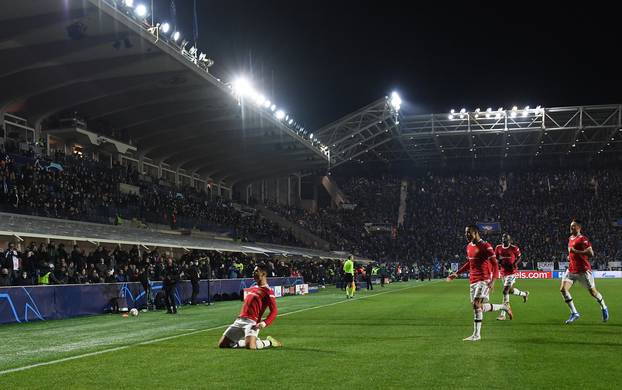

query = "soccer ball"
[{"left": 130, "top": 308, "right": 139, "bottom": 317}]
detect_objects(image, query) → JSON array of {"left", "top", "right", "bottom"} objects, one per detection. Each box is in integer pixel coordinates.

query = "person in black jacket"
[
  {"left": 162, "top": 257, "right": 180, "bottom": 314},
  {"left": 365, "top": 262, "right": 374, "bottom": 290},
  {"left": 188, "top": 260, "right": 200, "bottom": 305}
]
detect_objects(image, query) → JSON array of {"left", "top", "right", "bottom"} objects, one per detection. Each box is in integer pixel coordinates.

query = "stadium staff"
[
  {"left": 344, "top": 255, "right": 356, "bottom": 299},
  {"left": 188, "top": 260, "right": 201, "bottom": 305},
  {"left": 162, "top": 257, "right": 181, "bottom": 314},
  {"left": 365, "top": 262, "right": 374, "bottom": 290}
]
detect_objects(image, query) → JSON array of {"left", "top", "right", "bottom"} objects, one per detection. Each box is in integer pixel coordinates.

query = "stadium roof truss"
[
  {"left": 317, "top": 104, "right": 622, "bottom": 168},
  {"left": 315, "top": 97, "right": 405, "bottom": 169},
  {"left": 0, "top": 0, "right": 328, "bottom": 186}
]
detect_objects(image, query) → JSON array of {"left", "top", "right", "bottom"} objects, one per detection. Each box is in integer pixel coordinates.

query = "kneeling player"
[
  {"left": 495, "top": 233, "right": 529, "bottom": 321},
  {"left": 560, "top": 220, "right": 609, "bottom": 324},
  {"left": 218, "top": 265, "right": 282, "bottom": 349}
]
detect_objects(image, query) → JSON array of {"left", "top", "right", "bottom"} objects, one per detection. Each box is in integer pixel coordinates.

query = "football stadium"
[{"left": 1, "top": 1, "right": 621, "bottom": 389}]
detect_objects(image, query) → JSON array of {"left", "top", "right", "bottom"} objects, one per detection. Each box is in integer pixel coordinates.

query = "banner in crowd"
[
  {"left": 295, "top": 284, "right": 309, "bottom": 295},
  {"left": 552, "top": 271, "right": 622, "bottom": 279},
  {"left": 476, "top": 222, "right": 501, "bottom": 234},
  {"left": 0, "top": 277, "right": 304, "bottom": 325},
  {"left": 537, "top": 262, "right": 555, "bottom": 271}
]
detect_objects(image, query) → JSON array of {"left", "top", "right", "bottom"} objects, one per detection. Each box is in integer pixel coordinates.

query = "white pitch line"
[{"left": 0, "top": 281, "right": 439, "bottom": 376}]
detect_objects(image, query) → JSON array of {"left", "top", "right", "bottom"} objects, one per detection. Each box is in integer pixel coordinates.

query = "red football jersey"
[
  {"left": 457, "top": 239, "right": 497, "bottom": 283},
  {"left": 568, "top": 234, "right": 592, "bottom": 273},
  {"left": 495, "top": 244, "right": 521, "bottom": 276},
  {"left": 239, "top": 285, "right": 278, "bottom": 326}
]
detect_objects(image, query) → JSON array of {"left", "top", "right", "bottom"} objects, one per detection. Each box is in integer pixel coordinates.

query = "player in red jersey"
[
  {"left": 447, "top": 225, "right": 513, "bottom": 341},
  {"left": 218, "top": 264, "right": 282, "bottom": 349},
  {"left": 495, "top": 233, "right": 529, "bottom": 321},
  {"left": 561, "top": 220, "right": 609, "bottom": 324}
]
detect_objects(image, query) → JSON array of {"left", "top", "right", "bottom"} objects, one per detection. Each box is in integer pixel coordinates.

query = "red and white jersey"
[
  {"left": 239, "top": 285, "right": 278, "bottom": 326},
  {"left": 568, "top": 234, "right": 592, "bottom": 273},
  {"left": 458, "top": 240, "right": 497, "bottom": 283},
  {"left": 495, "top": 244, "right": 521, "bottom": 276}
]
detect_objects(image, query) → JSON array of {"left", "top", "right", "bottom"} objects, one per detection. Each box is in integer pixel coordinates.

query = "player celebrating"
[
  {"left": 218, "top": 264, "right": 282, "bottom": 349},
  {"left": 447, "top": 225, "right": 513, "bottom": 341},
  {"left": 495, "top": 233, "right": 529, "bottom": 321},
  {"left": 561, "top": 220, "right": 609, "bottom": 324}
]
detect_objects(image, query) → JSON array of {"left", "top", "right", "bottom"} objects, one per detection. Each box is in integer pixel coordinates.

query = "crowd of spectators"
[
  {"left": 0, "top": 240, "right": 357, "bottom": 287},
  {"left": 0, "top": 149, "right": 299, "bottom": 246},
  {"left": 267, "top": 169, "right": 622, "bottom": 271}
]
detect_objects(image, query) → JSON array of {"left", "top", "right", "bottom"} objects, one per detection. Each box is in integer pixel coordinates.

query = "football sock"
[
  {"left": 503, "top": 293, "right": 510, "bottom": 304},
  {"left": 482, "top": 303, "right": 504, "bottom": 312},
  {"left": 594, "top": 293, "right": 607, "bottom": 310},
  {"left": 255, "top": 339, "right": 272, "bottom": 349},
  {"left": 562, "top": 291, "right": 578, "bottom": 313},
  {"left": 512, "top": 289, "right": 527, "bottom": 297},
  {"left": 473, "top": 308, "right": 483, "bottom": 337}
]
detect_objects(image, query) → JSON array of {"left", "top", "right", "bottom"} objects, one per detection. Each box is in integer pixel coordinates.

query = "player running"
[
  {"left": 218, "top": 264, "right": 282, "bottom": 349},
  {"left": 495, "top": 233, "right": 529, "bottom": 321},
  {"left": 560, "top": 220, "right": 609, "bottom": 324},
  {"left": 447, "top": 225, "right": 513, "bottom": 341}
]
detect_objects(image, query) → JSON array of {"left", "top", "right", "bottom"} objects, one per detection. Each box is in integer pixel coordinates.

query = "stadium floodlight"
[
  {"left": 275, "top": 110, "right": 286, "bottom": 120},
  {"left": 161, "top": 23, "right": 171, "bottom": 33},
  {"left": 448, "top": 114, "right": 454, "bottom": 120},
  {"left": 172, "top": 31, "right": 181, "bottom": 41},
  {"left": 270, "top": 104, "right": 276, "bottom": 112},
  {"left": 255, "top": 94, "right": 266, "bottom": 106},
  {"left": 510, "top": 111, "right": 517, "bottom": 118},
  {"left": 264, "top": 100, "right": 271, "bottom": 108},
  {"left": 135, "top": 4, "right": 148, "bottom": 17},
  {"left": 288, "top": 118, "right": 294, "bottom": 125},
  {"left": 309, "top": 133, "right": 314, "bottom": 139},
  {"left": 460, "top": 108, "right": 466, "bottom": 114},
  {"left": 124, "top": 0, "right": 134, "bottom": 7},
  {"left": 450, "top": 109, "right": 455, "bottom": 114},
  {"left": 390, "top": 92, "right": 402, "bottom": 111},
  {"left": 512, "top": 106, "right": 518, "bottom": 111},
  {"left": 232, "top": 77, "right": 254, "bottom": 98}
]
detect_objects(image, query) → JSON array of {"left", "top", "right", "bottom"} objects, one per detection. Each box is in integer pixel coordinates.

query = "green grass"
[{"left": 1, "top": 279, "right": 621, "bottom": 389}]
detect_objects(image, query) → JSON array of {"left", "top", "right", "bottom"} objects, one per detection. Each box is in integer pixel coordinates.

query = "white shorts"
[
  {"left": 470, "top": 281, "right": 491, "bottom": 303},
  {"left": 502, "top": 275, "right": 517, "bottom": 288},
  {"left": 222, "top": 317, "right": 259, "bottom": 342},
  {"left": 562, "top": 270, "right": 596, "bottom": 290}
]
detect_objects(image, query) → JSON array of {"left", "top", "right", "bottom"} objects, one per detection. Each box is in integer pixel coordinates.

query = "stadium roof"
[
  {"left": 0, "top": 0, "right": 328, "bottom": 185},
  {"left": 322, "top": 103, "right": 622, "bottom": 171},
  {"left": 0, "top": 212, "right": 365, "bottom": 261}
]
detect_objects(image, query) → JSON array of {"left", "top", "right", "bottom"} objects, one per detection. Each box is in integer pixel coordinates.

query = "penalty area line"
[{"left": 0, "top": 281, "right": 439, "bottom": 376}]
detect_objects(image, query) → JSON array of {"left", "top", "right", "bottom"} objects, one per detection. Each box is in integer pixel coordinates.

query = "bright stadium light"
[
  {"left": 510, "top": 111, "right": 517, "bottom": 118},
  {"left": 450, "top": 109, "right": 455, "bottom": 114},
  {"left": 390, "top": 92, "right": 402, "bottom": 111},
  {"left": 264, "top": 100, "right": 271, "bottom": 108},
  {"left": 448, "top": 114, "right": 454, "bottom": 120},
  {"left": 275, "top": 110, "right": 286, "bottom": 120},
  {"left": 232, "top": 77, "right": 254, "bottom": 97},
  {"left": 309, "top": 133, "right": 314, "bottom": 139},
  {"left": 255, "top": 94, "right": 266, "bottom": 106},
  {"left": 160, "top": 23, "right": 171, "bottom": 33},
  {"left": 124, "top": 0, "right": 135, "bottom": 7},
  {"left": 512, "top": 106, "right": 518, "bottom": 111},
  {"left": 270, "top": 104, "right": 276, "bottom": 112},
  {"left": 172, "top": 31, "right": 181, "bottom": 41},
  {"left": 288, "top": 118, "right": 294, "bottom": 125},
  {"left": 460, "top": 108, "right": 466, "bottom": 114},
  {"left": 135, "top": 4, "right": 148, "bottom": 17}
]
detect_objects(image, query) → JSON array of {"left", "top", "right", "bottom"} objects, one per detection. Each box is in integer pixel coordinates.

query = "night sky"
[{"left": 153, "top": 0, "right": 621, "bottom": 130}]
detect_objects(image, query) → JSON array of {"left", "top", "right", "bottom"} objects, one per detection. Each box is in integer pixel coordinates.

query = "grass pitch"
[{"left": 1, "top": 279, "right": 620, "bottom": 389}]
